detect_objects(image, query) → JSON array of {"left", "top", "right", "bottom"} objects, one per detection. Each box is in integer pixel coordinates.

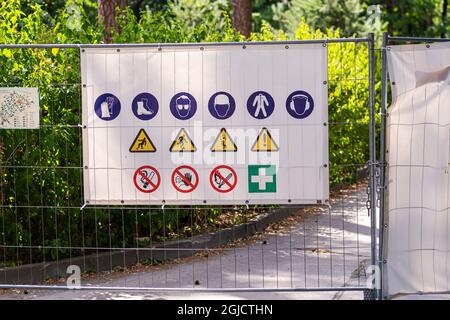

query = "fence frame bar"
[
  {"left": 367, "top": 33, "right": 378, "bottom": 299},
  {"left": 0, "top": 38, "right": 370, "bottom": 50},
  {"left": 387, "top": 36, "right": 450, "bottom": 43},
  {"left": 379, "top": 32, "right": 389, "bottom": 301},
  {"left": 0, "top": 284, "right": 366, "bottom": 292}
]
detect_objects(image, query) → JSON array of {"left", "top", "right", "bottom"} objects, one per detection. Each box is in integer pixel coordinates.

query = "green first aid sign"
[{"left": 248, "top": 165, "right": 277, "bottom": 193}]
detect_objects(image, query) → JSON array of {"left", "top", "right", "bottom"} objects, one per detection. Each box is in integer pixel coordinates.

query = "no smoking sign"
[{"left": 133, "top": 165, "right": 161, "bottom": 193}]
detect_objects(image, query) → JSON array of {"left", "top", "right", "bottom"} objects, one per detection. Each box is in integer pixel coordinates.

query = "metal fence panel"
[
  {"left": 380, "top": 33, "right": 450, "bottom": 299},
  {"left": 0, "top": 37, "right": 376, "bottom": 297}
]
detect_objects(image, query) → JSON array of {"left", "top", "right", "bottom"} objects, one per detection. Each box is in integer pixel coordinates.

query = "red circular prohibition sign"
[
  {"left": 133, "top": 165, "right": 161, "bottom": 193},
  {"left": 171, "top": 165, "right": 199, "bottom": 193},
  {"left": 209, "top": 165, "right": 237, "bottom": 193}
]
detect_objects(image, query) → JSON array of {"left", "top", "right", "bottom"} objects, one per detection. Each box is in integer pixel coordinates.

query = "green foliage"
[
  {"left": 0, "top": 0, "right": 374, "bottom": 267},
  {"left": 252, "top": 0, "right": 289, "bottom": 31},
  {"left": 109, "top": 0, "right": 244, "bottom": 43},
  {"left": 170, "top": 0, "right": 229, "bottom": 34},
  {"left": 253, "top": 0, "right": 448, "bottom": 38},
  {"left": 376, "top": 0, "right": 449, "bottom": 37},
  {"left": 293, "top": 20, "right": 373, "bottom": 184},
  {"left": 281, "top": 0, "right": 385, "bottom": 37}
]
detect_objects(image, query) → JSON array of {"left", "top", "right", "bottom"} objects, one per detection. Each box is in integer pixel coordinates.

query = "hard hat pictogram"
[{"left": 208, "top": 91, "right": 236, "bottom": 120}]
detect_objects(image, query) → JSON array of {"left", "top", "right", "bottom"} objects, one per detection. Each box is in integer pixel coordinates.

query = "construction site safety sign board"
[{"left": 81, "top": 43, "right": 329, "bottom": 205}]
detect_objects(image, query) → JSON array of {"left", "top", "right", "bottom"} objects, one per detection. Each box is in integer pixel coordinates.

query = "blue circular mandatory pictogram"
[
  {"left": 131, "top": 92, "right": 159, "bottom": 120},
  {"left": 170, "top": 92, "right": 197, "bottom": 120},
  {"left": 286, "top": 90, "right": 314, "bottom": 119},
  {"left": 94, "top": 93, "right": 121, "bottom": 121},
  {"left": 246, "top": 91, "right": 275, "bottom": 119},
  {"left": 208, "top": 91, "right": 236, "bottom": 120}
]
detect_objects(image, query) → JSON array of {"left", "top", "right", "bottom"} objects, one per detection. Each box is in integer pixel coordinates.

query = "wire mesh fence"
[
  {"left": 0, "top": 38, "right": 377, "bottom": 294},
  {"left": 379, "top": 34, "right": 450, "bottom": 299}
]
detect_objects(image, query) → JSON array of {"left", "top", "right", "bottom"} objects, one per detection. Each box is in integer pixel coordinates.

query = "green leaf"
[{"left": 2, "top": 49, "right": 11, "bottom": 58}]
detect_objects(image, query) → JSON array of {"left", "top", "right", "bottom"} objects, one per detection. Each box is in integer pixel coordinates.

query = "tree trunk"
[
  {"left": 231, "top": 0, "right": 252, "bottom": 37},
  {"left": 98, "top": 0, "right": 130, "bottom": 43}
]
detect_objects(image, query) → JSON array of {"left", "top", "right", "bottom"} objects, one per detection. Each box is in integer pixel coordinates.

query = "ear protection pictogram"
[{"left": 289, "top": 94, "right": 311, "bottom": 116}]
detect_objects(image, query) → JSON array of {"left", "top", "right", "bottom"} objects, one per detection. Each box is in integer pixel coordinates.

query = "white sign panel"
[
  {"left": 386, "top": 42, "right": 450, "bottom": 297},
  {"left": 81, "top": 44, "right": 328, "bottom": 205},
  {"left": 0, "top": 87, "right": 39, "bottom": 129}
]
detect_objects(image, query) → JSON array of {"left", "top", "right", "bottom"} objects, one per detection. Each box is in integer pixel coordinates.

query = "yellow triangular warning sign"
[
  {"left": 211, "top": 128, "right": 237, "bottom": 152},
  {"left": 251, "top": 127, "right": 279, "bottom": 152},
  {"left": 129, "top": 129, "right": 157, "bottom": 153},
  {"left": 169, "top": 128, "right": 197, "bottom": 152}
]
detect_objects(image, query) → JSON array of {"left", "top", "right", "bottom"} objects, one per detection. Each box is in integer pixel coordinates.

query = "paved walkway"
[{"left": 1, "top": 181, "right": 372, "bottom": 300}]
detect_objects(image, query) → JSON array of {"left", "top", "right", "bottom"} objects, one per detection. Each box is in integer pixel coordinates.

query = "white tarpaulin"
[
  {"left": 81, "top": 44, "right": 328, "bottom": 205},
  {"left": 386, "top": 42, "right": 450, "bottom": 297}
]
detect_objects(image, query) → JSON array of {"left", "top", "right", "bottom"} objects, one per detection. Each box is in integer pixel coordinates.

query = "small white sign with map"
[{"left": 0, "top": 87, "right": 39, "bottom": 129}]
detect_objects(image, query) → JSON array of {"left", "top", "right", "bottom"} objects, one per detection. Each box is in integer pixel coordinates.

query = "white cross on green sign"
[{"left": 248, "top": 165, "right": 277, "bottom": 193}]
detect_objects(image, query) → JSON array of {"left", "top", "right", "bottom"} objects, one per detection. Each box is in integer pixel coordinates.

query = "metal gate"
[
  {"left": 0, "top": 36, "right": 378, "bottom": 298},
  {"left": 379, "top": 33, "right": 450, "bottom": 299}
]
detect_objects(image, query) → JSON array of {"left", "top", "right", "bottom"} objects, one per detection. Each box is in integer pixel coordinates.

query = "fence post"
[
  {"left": 367, "top": 32, "right": 378, "bottom": 299},
  {"left": 378, "top": 32, "right": 389, "bottom": 300}
]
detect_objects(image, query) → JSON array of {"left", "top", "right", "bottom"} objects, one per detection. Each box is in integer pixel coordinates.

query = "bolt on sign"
[{"left": 81, "top": 43, "right": 329, "bottom": 205}]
